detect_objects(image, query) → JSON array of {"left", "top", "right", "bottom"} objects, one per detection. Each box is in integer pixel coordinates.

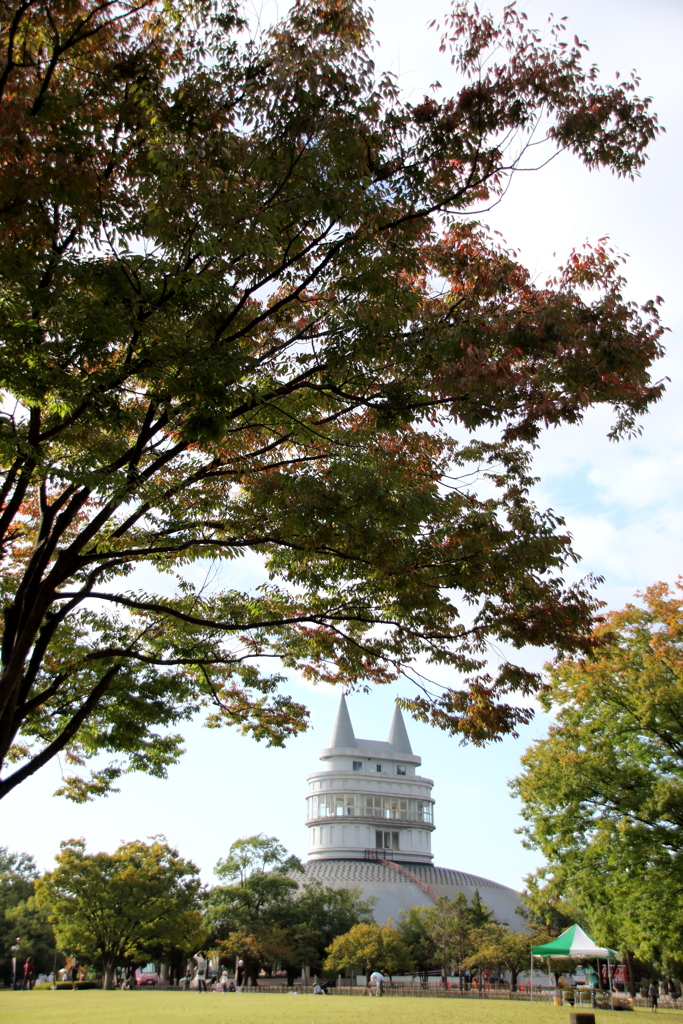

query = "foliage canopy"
[
  {"left": 324, "top": 921, "right": 413, "bottom": 982},
  {"left": 35, "top": 837, "right": 204, "bottom": 988},
  {"left": 206, "top": 835, "right": 373, "bottom": 984},
  {"left": 513, "top": 582, "right": 683, "bottom": 976},
  {"left": 0, "top": 847, "right": 55, "bottom": 982},
  {"left": 0, "top": 0, "right": 665, "bottom": 799}
]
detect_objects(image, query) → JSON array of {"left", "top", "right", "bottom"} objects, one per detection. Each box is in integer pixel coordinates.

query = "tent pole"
[
  {"left": 608, "top": 956, "right": 614, "bottom": 1011},
  {"left": 530, "top": 955, "right": 533, "bottom": 1003}
]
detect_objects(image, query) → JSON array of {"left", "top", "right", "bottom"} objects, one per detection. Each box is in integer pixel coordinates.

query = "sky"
[{"left": 2, "top": 0, "right": 682, "bottom": 895}]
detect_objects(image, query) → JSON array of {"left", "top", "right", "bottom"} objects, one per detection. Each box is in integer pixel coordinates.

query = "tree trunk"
[
  {"left": 510, "top": 968, "right": 518, "bottom": 992},
  {"left": 102, "top": 960, "right": 115, "bottom": 990},
  {"left": 160, "top": 963, "right": 169, "bottom": 985},
  {"left": 625, "top": 951, "right": 636, "bottom": 998}
]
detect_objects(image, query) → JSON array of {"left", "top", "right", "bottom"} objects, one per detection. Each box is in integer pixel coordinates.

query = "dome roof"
[{"left": 304, "top": 858, "right": 525, "bottom": 933}]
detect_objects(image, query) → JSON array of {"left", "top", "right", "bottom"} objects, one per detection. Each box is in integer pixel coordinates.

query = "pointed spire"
[
  {"left": 328, "top": 694, "right": 356, "bottom": 748},
  {"left": 387, "top": 703, "right": 413, "bottom": 754}
]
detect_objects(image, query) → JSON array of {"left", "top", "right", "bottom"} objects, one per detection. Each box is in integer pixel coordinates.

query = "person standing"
[
  {"left": 219, "top": 968, "right": 230, "bottom": 993},
  {"left": 69, "top": 956, "right": 79, "bottom": 990},
  {"left": 649, "top": 981, "right": 658, "bottom": 1013},
  {"left": 22, "top": 957, "right": 34, "bottom": 990},
  {"left": 194, "top": 951, "right": 208, "bottom": 993}
]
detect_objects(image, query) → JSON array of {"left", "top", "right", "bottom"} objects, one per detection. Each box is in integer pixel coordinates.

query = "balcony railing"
[{"left": 306, "top": 810, "right": 434, "bottom": 827}]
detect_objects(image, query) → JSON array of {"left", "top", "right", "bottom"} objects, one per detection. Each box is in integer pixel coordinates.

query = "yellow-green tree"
[
  {"left": 463, "top": 925, "right": 536, "bottom": 991},
  {"left": 36, "top": 838, "right": 205, "bottom": 988},
  {"left": 325, "top": 922, "right": 413, "bottom": 985},
  {"left": 513, "top": 582, "right": 683, "bottom": 982}
]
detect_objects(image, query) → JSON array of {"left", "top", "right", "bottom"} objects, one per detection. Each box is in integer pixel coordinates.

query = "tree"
[
  {"left": 422, "top": 892, "right": 491, "bottom": 987},
  {"left": 292, "top": 880, "right": 375, "bottom": 980},
  {"left": 0, "top": 848, "right": 55, "bottom": 983},
  {"left": 324, "top": 921, "right": 413, "bottom": 984},
  {"left": 215, "top": 834, "right": 302, "bottom": 886},
  {"left": 35, "top": 838, "right": 204, "bottom": 988},
  {"left": 463, "top": 924, "right": 535, "bottom": 991},
  {"left": 0, "top": 0, "right": 665, "bottom": 801},
  {"left": 396, "top": 906, "right": 437, "bottom": 984},
  {"left": 512, "top": 582, "right": 683, "bottom": 981},
  {"left": 4, "top": 896, "right": 56, "bottom": 982},
  {"left": 206, "top": 837, "right": 373, "bottom": 983},
  {"left": 217, "top": 926, "right": 291, "bottom": 986}
]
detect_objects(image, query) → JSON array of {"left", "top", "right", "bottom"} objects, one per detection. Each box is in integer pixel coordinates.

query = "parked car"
[{"left": 135, "top": 964, "right": 159, "bottom": 986}]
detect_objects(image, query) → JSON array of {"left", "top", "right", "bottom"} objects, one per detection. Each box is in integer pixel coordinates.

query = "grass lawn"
[{"left": 1, "top": 991, "right": 682, "bottom": 1024}]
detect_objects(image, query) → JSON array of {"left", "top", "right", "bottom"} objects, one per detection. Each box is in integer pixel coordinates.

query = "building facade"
[
  {"left": 303, "top": 696, "right": 526, "bottom": 932},
  {"left": 306, "top": 696, "right": 434, "bottom": 863}
]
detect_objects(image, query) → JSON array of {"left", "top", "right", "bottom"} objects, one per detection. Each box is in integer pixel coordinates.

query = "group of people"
[
  {"left": 181, "top": 952, "right": 238, "bottom": 993},
  {"left": 649, "top": 979, "right": 679, "bottom": 1012},
  {"left": 16, "top": 955, "right": 82, "bottom": 990}
]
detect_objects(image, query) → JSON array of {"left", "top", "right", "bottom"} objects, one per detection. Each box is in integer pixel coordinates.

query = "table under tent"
[{"left": 530, "top": 924, "right": 620, "bottom": 1008}]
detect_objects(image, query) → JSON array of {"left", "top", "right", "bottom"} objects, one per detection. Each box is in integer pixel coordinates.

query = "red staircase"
[{"left": 378, "top": 858, "right": 439, "bottom": 903}]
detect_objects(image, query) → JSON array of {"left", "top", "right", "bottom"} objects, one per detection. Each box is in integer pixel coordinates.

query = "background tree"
[
  {"left": 423, "top": 892, "right": 491, "bottom": 988},
  {"left": 396, "top": 906, "right": 437, "bottom": 985},
  {"left": 36, "top": 838, "right": 204, "bottom": 988},
  {"left": 0, "top": 848, "right": 55, "bottom": 983},
  {"left": 513, "top": 581, "right": 683, "bottom": 984},
  {"left": 217, "top": 926, "right": 291, "bottom": 986},
  {"left": 293, "top": 881, "right": 375, "bottom": 981},
  {"left": 463, "top": 924, "right": 536, "bottom": 991},
  {"left": 0, "top": 0, "right": 665, "bottom": 801},
  {"left": 215, "top": 834, "right": 302, "bottom": 886},
  {"left": 324, "top": 921, "right": 413, "bottom": 985},
  {"left": 206, "top": 836, "right": 373, "bottom": 984},
  {"left": 208, "top": 871, "right": 302, "bottom": 985}
]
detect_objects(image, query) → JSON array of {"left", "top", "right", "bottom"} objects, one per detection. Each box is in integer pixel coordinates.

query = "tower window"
[
  {"left": 352, "top": 760, "right": 362, "bottom": 771},
  {"left": 376, "top": 763, "right": 382, "bottom": 772},
  {"left": 396, "top": 764, "right": 406, "bottom": 775},
  {"left": 375, "top": 830, "right": 399, "bottom": 851}
]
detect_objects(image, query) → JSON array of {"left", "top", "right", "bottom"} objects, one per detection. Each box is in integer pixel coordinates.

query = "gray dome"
[{"left": 304, "top": 859, "right": 525, "bottom": 932}]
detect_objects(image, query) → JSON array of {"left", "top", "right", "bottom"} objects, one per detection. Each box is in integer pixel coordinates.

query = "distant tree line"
[{"left": 1, "top": 832, "right": 541, "bottom": 990}]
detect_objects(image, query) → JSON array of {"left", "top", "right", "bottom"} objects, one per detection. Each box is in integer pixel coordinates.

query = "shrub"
[{"left": 33, "top": 981, "right": 98, "bottom": 990}]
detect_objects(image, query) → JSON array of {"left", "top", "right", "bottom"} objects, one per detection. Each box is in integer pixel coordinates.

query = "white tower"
[{"left": 306, "top": 696, "right": 435, "bottom": 863}]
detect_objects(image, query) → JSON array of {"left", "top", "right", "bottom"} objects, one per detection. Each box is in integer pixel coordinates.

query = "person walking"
[
  {"left": 219, "top": 968, "right": 230, "bottom": 993},
  {"left": 649, "top": 981, "right": 658, "bottom": 1012},
  {"left": 194, "top": 951, "right": 208, "bottom": 993}
]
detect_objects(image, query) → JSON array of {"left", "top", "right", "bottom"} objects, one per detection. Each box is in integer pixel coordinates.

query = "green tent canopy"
[{"left": 531, "top": 924, "right": 618, "bottom": 959}]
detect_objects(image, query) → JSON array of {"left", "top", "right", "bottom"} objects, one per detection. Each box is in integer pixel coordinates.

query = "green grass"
[{"left": 1, "top": 991, "right": 682, "bottom": 1024}]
